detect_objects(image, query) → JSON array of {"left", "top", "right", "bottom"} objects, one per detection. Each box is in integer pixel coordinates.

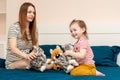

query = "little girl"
[{"left": 64, "top": 19, "right": 105, "bottom": 76}]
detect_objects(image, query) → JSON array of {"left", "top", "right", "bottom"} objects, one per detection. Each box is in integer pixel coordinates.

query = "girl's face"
[
  {"left": 27, "top": 6, "right": 35, "bottom": 22},
  {"left": 70, "top": 23, "right": 85, "bottom": 39}
]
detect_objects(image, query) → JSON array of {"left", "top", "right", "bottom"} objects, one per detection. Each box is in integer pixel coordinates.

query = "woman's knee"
[{"left": 8, "top": 60, "right": 30, "bottom": 69}]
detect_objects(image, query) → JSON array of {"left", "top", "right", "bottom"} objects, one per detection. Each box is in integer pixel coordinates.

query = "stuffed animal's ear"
[
  {"left": 69, "top": 43, "right": 73, "bottom": 46},
  {"left": 33, "top": 46, "right": 37, "bottom": 49},
  {"left": 56, "top": 46, "right": 60, "bottom": 49},
  {"left": 50, "top": 49, "right": 53, "bottom": 54},
  {"left": 62, "top": 45, "right": 65, "bottom": 48}
]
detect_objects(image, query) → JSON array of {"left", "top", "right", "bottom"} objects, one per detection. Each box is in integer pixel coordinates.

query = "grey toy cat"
[
  {"left": 62, "top": 43, "right": 79, "bottom": 68},
  {"left": 30, "top": 46, "right": 47, "bottom": 72},
  {"left": 50, "top": 46, "right": 74, "bottom": 73},
  {"left": 50, "top": 46, "right": 79, "bottom": 73}
]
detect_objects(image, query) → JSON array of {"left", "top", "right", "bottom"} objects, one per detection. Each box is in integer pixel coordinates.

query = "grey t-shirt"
[{"left": 5, "top": 23, "right": 33, "bottom": 68}]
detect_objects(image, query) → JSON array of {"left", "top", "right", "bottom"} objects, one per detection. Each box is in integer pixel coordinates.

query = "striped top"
[{"left": 5, "top": 23, "right": 33, "bottom": 68}]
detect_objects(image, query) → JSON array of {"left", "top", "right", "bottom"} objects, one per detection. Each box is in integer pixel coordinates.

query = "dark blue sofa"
[{"left": 0, "top": 45, "right": 120, "bottom": 80}]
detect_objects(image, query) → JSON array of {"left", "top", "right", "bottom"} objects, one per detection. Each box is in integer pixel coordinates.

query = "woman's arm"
[{"left": 9, "top": 38, "right": 37, "bottom": 61}]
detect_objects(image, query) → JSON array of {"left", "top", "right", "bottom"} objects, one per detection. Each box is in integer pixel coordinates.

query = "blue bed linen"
[
  {"left": 1, "top": 45, "right": 120, "bottom": 80},
  {"left": 0, "top": 66, "right": 120, "bottom": 80}
]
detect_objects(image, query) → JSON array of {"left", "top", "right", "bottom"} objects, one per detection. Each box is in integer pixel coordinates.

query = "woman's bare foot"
[{"left": 96, "top": 70, "right": 105, "bottom": 76}]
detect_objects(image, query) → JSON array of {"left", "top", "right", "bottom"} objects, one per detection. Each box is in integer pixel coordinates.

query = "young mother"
[{"left": 5, "top": 2, "right": 53, "bottom": 70}]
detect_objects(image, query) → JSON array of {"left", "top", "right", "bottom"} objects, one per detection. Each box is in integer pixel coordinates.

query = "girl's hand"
[{"left": 64, "top": 50, "right": 72, "bottom": 56}]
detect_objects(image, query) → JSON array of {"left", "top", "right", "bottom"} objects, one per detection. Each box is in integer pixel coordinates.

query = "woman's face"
[{"left": 27, "top": 6, "right": 35, "bottom": 22}]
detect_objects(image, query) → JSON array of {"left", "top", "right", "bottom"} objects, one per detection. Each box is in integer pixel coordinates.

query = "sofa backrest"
[
  {"left": 0, "top": 45, "right": 120, "bottom": 68},
  {"left": 40, "top": 45, "right": 120, "bottom": 67}
]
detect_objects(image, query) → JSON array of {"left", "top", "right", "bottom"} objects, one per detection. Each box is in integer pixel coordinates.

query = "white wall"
[
  {"left": 7, "top": 0, "right": 120, "bottom": 25},
  {"left": 38, "top": 23, "right": 120, "bottom": 46},
  {"left": 6, "top": 0, "right": 120, "bottom": 46}
]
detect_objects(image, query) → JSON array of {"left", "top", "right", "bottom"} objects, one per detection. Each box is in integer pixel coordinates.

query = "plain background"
[{"left": 0, "top": 0, "right": 120, "bottom": 58}]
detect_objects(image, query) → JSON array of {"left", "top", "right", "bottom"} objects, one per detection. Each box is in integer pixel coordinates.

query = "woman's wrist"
[{"left": 22, "top": 53, "right": 28, "bottom": 59}]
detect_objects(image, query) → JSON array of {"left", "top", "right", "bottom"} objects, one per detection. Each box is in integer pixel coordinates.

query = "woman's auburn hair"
[{"left": 18, "top": 2, "right": 38, "bottom": 45}]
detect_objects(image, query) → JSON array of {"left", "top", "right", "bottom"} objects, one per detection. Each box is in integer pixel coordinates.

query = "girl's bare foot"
[
  {"left": 46, "top": 63, "right": 54, "bottom": 70},
  {"left": 96, "top": 70, "right": 105, "bottom": 76}
]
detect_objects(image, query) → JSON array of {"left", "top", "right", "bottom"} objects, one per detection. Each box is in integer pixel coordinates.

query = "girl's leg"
[
  {"left": 70, "top": 64, "right": 105, "bottom": 76},
  {"left": 70, "top": 64, "right": 96, "bottom": 76},
  {"left": 46, "top": 63, "right": 54, "bottom": 70},
  {"left": 8, "top": 59, "right": 30, "bottom": 69},
  {"left": 96, "top": 70, "right": 105, "bottom": 76}
]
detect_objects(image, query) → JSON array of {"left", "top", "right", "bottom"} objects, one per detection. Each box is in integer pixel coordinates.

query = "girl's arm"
[
  {"left": 9, "top": 38, "right": 37, "bottom": 61},
  {"left": 65, "top": 48, "right": 87, "bottom": 59}
]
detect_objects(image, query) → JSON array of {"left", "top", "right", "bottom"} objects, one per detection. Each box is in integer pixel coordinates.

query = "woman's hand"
[{"left": 23, "top": 52, "right": 38, "bottom": 61}]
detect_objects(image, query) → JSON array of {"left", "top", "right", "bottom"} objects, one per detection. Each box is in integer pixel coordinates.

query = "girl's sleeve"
[{"left": 79, "top": 40, "right": 88, "bottom": 49}]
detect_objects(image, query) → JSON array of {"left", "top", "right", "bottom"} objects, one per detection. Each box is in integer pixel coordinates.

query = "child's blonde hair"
[{"left": 69, "top": 19, "right": 88, "bottom": 39}]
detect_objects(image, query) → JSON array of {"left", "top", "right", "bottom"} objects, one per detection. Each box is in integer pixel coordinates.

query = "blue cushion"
[
  {"left": 111, "top": 46, "right": 120, "bottom": 62},
  {"left": 91, "top": 46, "right": 119, "bottom": 67},
  {"left": 1, "top": 45, "right": 119, "bottom": 68},
  {"left": 40, "top": 45, "right": 120, "bottom": 67},
  {"left": 0, "top": 58, "right": 5, "bottom": 68}
]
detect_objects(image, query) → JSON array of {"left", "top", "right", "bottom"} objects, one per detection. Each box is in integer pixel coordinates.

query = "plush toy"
[
  {"left": 30, "top": 46, "right": 47, "bottom": 72},
  {"left": 62, "top": 43, "right": 79, "bottom": 67},
  {"left": 53, "top": 63, "right": 62, "bottom": 70},
  {"left": 48, "top": 46, "right": 63, "bottom": 70},
  {"left": 50, "top": 46, "right": 75, "bottom": 73}
]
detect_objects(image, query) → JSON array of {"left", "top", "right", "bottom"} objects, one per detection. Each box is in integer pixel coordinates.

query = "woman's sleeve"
[{"left": 8, "top": 24, "right": 19, "bottom": 39}]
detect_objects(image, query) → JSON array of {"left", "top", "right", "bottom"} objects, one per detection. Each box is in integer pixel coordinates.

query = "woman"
[{"left": 5, "top": 2, "right": 53, "bottom": 70}]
